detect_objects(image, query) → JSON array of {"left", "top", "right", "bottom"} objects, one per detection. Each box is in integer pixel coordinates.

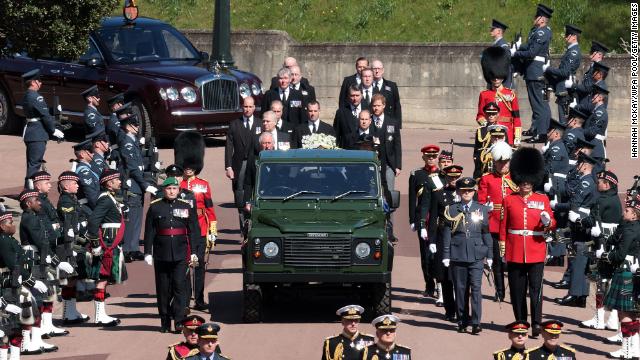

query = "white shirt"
[
  {"left": 292, "top": 82, "right": 300, "bottom": 91},
  {"left": 308, "top": 119, "right": 320, "bottom": 133},
  {"left": 243, "top": 116, "right": 253, "bottom": 129},
  {"left": 358, "top": 128, "right": 370, "bottom": 136},
  {"left": 355, "top": 74, "right": 361, "bottom": 85},
  {"left": 270, "top": 129, "right": 279, "bottom": 149},
  {"left": 276, "top": 119, "right": 284, "bottom": 129},
  {"left": 279, "top": 87, "right": 289, "bottom": 101},
  {"left": 350, "top": 104, "right": 361, "bottom": 117},
  {"left": 374, "top": 113, "right": 385, "bottom": 128},
  {"left": 362, "top": 86, "right": 373, "bottom": 98},
  {"left": 375, "top": 79, "right": 383, "bottom": 91}
]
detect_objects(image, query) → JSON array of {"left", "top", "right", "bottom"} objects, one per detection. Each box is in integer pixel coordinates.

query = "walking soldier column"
[{"left": 322, "top": 305, "right": 374, "bottom": 360}]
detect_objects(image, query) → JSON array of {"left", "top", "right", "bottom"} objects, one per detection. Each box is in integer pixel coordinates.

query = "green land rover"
[{"left": 241, "top": 149, "right": 397, "bottom": 322}]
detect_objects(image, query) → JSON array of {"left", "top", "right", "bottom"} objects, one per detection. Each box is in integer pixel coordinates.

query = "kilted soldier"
[
  {"left": 524, "top": 320, "right": 576, "bottom": 360},
  {"left": 184, "top": 323, "right": 230, "bottom": 360},
  {"left": 86, "top": 169, "right": 126, "bottom": 327},
  {"left": 492, "top": 320, "right": 529, "bottom": 360},
  {"left": 580, "top": 170, "right": 622, "bottom": 332},
  {"left": 73, "top": 139, "right": 101, "bottom": 210},
  {"left": 322, "top": 305, "right": 374, "bottom": 360},
  {"left": 477, "top": 47, "right": 521, "bottom": 146},
  {"left": 144, "top": 177, "right": 198, "bottom": 333},
  {"left": 81, "top": 85, "right": 104, "bottom": 136},
  {"left": 474, "top": 125, "right": 509, "bottom": 179},
  {"left": 56, "top": 171, "right": 91, "bottom": 325},
  {"left": 477, "top": 142, "right": 517, "bottom": 302},
  {"left": 500, "top": 148, "right": 555, "bottom": 337},
  {"left": 175, "top": 132, "right": 216, "bottom": 311},
  {"left": 596, "top": 198, "right": 640, "bottom": 358},
  {"left": 361, "top": 315, "right": 411, "bottom": 360}
]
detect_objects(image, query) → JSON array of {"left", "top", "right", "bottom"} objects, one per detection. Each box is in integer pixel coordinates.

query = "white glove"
[
  {"left": 420, "top": 228, "right": 428, "bottom": 240},
  {"left": 564, "top": 78, "right": 574, "bottom": 88},
  {"left": 3, "top": 304, "right": 20, "bottom": 315},
  {"left": 139, "top": 137, "right": 146, "bottom": 145},
  {"left": 144, "top": 254, "right": 153, "bottom": 266},
  {"left": 33, "top": 280, "right": 48, "bottom": 293},
  {"left": 485, "top": 202, "right": 494, "bottom": 211},
  {"left": 207, "top": 233, "right": 216, "bottom": 243},
  {"left": 487, "top": 259, "right": 493, "bottom": 268},
  {"left": 57, "top": 261, "right": 74, "bottom": 274},
  {"left": 80, "top": 221, "right": 87, "bottom": 228},
  {"left": 515, "top": 38, "right": 522, "bottom": 49},
  {"left": 632, "top": 260, "right": 640, "bottom": 273},
  {"left": 145, "top": 185, "right": 158, "bottom": 195},
  {"left": 126, "top": 179, "right": 132, "bottom": 187},
  {"left": 67, "top": 228, "right": 75, "bottom": 238},
  {"left": 591, "top": 225, "right": 602, "bottom": 237},
  {"left": 91, "top": 246, "right": 103, "bottom": 257},
  {"left": 442, "top": 259, "right": 450, "bottom": 268},
  {"left": 410, "top": 223, "right": 416, "bottom": 232},
  {"left": 540, "top": 211, "right": 551, "bottom": 226},
  {"left": 550, "top": 199, "right": 557, "bottom": 209},
  {"left": 513, "top": 72, "right": 520, "bottom": 78},
  {"left": 0, "top": 329, "right": 4, "bottom": 338},
  {"left": 513, "top": 137, "right": 521, "bottom": 147},
  {"left": 544, "top": 179, "right": 552, "bottom": 193},
  {"left": 542, "top": 60, "right": 550, "bottom": 72},
  {"left": 595, "top": 245, "right": 605, "bottom": 259},
  {"left": 72, "top": 251, "right": 77, "bottom": 257},
  {"left": 190, "top": 254, "right": 198, "bottom": 264},
  {"left": 568, "top": 210, "right": 580, "bottom": 223},
  {"left": 53, "top": 129, "right": 64, "bottom": 139},
  {"left": 154, "top": 161, "right": 161, "bottom": 170},
  {"left": 541, "top": 141, "right": 549, "bottom": 153},
  {"left": 510, "top": 46, "right": 516, "bottom": 56},
  {"left": 45, "top": 255, "right": 52, "bottom": 264},
  {"left": 569, "top": 98, "right": 578, "bottom": 109},
  {"left": 429, "top": 243, "right": 437, "bottom": 254}
]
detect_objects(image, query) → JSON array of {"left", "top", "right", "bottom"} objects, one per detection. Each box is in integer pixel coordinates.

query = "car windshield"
[
  {"left": 96, "top": 25, "right": 199, "bottom": 64},
  {"left": 257, "top": 163, "right": 379, "bottom": 199}
]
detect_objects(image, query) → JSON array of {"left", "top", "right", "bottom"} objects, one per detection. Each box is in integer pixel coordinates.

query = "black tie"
[
  {"left": 365, "top": 90, "right": 370, "bottom": 103},
  {"left": 464, "top": 204, "right": 470, "bottom": 213},
  {"left": 313, "top": 123, "right": 317, "bottom": 133},
  {"left": 244, "top": 118, "right": 249, "bottom": 129}
]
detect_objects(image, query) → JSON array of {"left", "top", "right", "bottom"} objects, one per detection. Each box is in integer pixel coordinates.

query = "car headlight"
[
  {"left": 159, "top": 88, "right": 167, "bottom": 100},
  {"left": 239, "top": 82, "right": 251, "bottom": 98},
  {"left": 166, "top": 87, "right": 179, "bottom": 101},
  {"left": 181, "top": 87, "right": 197, "bottom": 103},
  {"left": 355, "top": 242, "right": 371, "bottom": 259},
  {"left": 263, "top": 241, "right": 279, "bottom": 258},
  {"left": 251, "top": 83, "right": 261, "bottom": 96}
]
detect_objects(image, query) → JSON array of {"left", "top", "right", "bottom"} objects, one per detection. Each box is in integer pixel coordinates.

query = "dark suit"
[
  {"left": 224, "top": 116, "right": 261, "bottom": 208},
  {"left": 333, "top": 105, "right": 361, "bottom": 148},
  {"left": 261, "top": 87, "right": 306, "bottom": 126},
  {"left": 372, "top": 78, "right": 403, "bottom": 127},
  {"left": 360, "top": 85, "right": 375, "bottom": 110},
  {"left": 372, "top": 115, "right": 402, "bottom": 190},
  {"left": 290, "top": 81, "right": 316, "bottom": 104},
  {"left": 276, "top": 119, "right": 294, "bottom": 134},
  {"left": 338, "top": 73, "right": 359, "bottom": 109},
  {"left": 270, "top": 76, "right": 310, "bottom": 90},
  {"left": 291, "top": 121, "right": 336, "bottom": 149},
  {"left": 252, "top": 130, "right": 291, "bottom": 152},
  {"left": 345, "top": 128, "right": 379, "bottom": 150}
]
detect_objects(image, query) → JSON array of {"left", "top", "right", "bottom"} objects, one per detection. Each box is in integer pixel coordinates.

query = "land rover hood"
[{"left": 256, "top": 211, "right": 379, "bottom": 233}]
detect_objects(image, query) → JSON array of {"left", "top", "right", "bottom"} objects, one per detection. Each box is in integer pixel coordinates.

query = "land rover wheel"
[
  {"left": 242, "top": 284, "right": 263, "bottom": 323},
  {"left": 0, "top": 87, "right": 18, "bottom": 134},
  {"left": 131, "top": 100, "right": 153, "bottom": 140},
  {"left": 372, "top": 282, "right": 391, "bottom": 316}
]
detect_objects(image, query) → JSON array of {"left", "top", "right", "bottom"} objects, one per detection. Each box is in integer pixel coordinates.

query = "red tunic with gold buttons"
[
  {"left": 475, "top": 86, "right": 521, "bottom": 145},
  {"left": 477, "top": 172, "right": 518, "bottom": 234},
  {"left": 499, "top": 192, "right": 556, "bottom": 263},
  {"left": 180, "top": 176, "right": 217, "bottom": 237}
]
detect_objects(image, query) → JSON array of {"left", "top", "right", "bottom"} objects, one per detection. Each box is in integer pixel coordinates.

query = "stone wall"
[{"left": 184, "top": 29, "right": 631, "bottom": 135}]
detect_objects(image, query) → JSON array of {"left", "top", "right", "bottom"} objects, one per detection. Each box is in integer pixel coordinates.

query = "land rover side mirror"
[
  {"left": 200, "top": 51, "right": 209, "bottom": 61},
  {"left": 85, "top": 57, "right": 103, "bottom": 68},
  {"left": 390, "top": 190, "right": 400, "bottom": 209}
]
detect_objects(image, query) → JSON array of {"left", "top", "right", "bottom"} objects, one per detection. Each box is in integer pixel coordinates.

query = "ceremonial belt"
[
  {"left": 508, "top": 229, "right": 544, "bottom": 236},
  {"left": 534, "top": 56, "right": 546, "bottom": 62},
  {"left": 158, "top": 228, "right": 188, "bottom": 236},
  {"left": 578, "top": 207, "right": 591, "bottom": 215},
  {"left": 101, "top": 223, "right": 121, "bottom": 229},
  {"left": 595, "top": 134, "right": 606, "bottom": 141},
  {"left": 26, "top": 118, "right": 39, "bottom": 123},
  {"left": 569, "top": 160, "right": 577, "bottom": 166},
  {"left": 601, "top": 223, "right": 617, "bottom": 230},
  {"left": 553, "top": 173, "right": 567, "bottom": 179},
  {"left": 196, "top": 208, "right": 207, "bottom": 216},
  {"left": 78, "top": 198, "right": 88, "bottom": 205},
  {"left": 498, "top": 116, "right": 514, "bottom": 124},
  {"left": 492, "top": 204, "right": 502, "bottom": 210}
]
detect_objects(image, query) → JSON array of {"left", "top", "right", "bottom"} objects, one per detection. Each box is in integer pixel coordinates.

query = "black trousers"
[
  {"left": 25, "top": 141, "right": 46, "bottom": 185},
  {"left": 123, "top": 194, "right": 143, "bottom": 253},
  {"left": 491, "top": 234, "right": 506, "bottom": 298},
  {"left": 417, "top": 226, "right": 431, "bottom": 285},
  {"left": 186, "top": 239, "right": 206, "bottom": 306},
  {"left": 525, "top": 80, "right": 551, "bottom": 136},
  {"left": 508, "top": 262, "right": 544, "bottom": 327},
  {"left": 154, "top": 260, "right": 187, "bottom": 324}
]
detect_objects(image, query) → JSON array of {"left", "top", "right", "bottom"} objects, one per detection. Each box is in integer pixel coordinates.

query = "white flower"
[{"left": 301, "top": 134, "right": 338, "bottom": 149}]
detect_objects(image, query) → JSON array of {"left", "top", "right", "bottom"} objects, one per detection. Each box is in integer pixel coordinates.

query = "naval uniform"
[
  {"left": 322, "top": 332, "right": 374, "bottom": 360},
  {"left": 493, "top": 346, "right": 526, "bottom": 360},
  {"left": 22, "top": 89, "right": 56, "bottom": 182},
  {"left": 524, "top": 344, "right": 576, "bottom": 360},
  {"left": 361, "top": 343, "right": 411, "bottom": 360}
]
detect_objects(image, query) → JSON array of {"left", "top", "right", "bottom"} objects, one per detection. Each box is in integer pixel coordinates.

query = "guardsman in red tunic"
[
  {"left": 477, "top": 46, "right": 522, "bottom": 146},
  {"left": 477, "top": 141, "right": 517, "bottom": 302},
  {"left": 499, "top": 148, "right": 555, "bottom": 338}
]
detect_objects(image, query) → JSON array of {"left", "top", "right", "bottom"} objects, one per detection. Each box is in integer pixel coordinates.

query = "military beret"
[
  {"left": 442, "top": 165, "right": 463, "bottom": 178},
  {"left": 592, "top": 62, "right": 610, "bottom": 74},
  {"left": 100, "top": 169, "right": 120, "bottom": 185},
  {"left": 491, "top": 19, "right": 508, "bottom": 31},
  {"left": 162, "top": 177, "right": 180, "bottom": 187},
  {"left": 590, "top": 41, "right": 610, "bottom": 54},
  {"left": 483, "top": 102, "right": 500, "bottom": 114},
  {"left": 505, "top": 320, "right": 530, "bottom": 333},
  {"left": 81, "top": 85, "right": 99, "bottom": 99},
  {"left": 421, "top": 144, "right": 440, "bottom": 155},
  {"left": 336, "top": 305, "right": 364, "bottom": 320},
  {"left": 372, "top": 314, "right": 399, "bottom": 330},
  {"left": 548, "top": 118, "right": 567, "bottom": 131},
  {"left": 593, "top": 83, "right": 609, "bottom": 95},
  {"left": 164, "top": 164, "right": 184, "bottom": 177},
  {"left": 598, "top": 170, "right": 618, "bottom": 186},
  {"left": 181, "top": 314, "right": 206, "bottom": 330},
  {"left": 22, "top": 69, "right": 41, "bottom": 82},
  {"left": 195, "top": 323, "right": 220, "bottom": 339},
  {"left": 439, "top": 150, "right": 453, "bottom": 160},
  {"left": 107, "top": 93, "right": 125, "bottom": 107},
  {"left": 535, "top": 4, "right": 553, "bottom": 18},
  {"left": 541, "top": 320, "right": 563, "bottom": 334},
  {"left": 564, "top": 24, "right": 582, "bottom": 36},
  {"left": 19, "top": 189, "right": 40, "bottom": 203},
  {"left": 58, "top": 171, "right": 79, "bottom": 183},
  {"left": 30, "top": 171, "right": 51, "bottom": 183},
  {"left": 73, "top": 139, "right": 93, "bottom": 152},
  {"left": 456, "top": 177, "right": 476, "bottom": 190}
]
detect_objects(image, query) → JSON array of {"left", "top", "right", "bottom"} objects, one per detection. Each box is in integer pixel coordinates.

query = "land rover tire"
[
  {"left": 242, "top": 283, "right": 263, "bottom": 323},
  {"left": 0, "top": 87, "right": 19, "bottom": 134},
  {"left": 372, "top": 282, "right": 391, "bottom": 316}
]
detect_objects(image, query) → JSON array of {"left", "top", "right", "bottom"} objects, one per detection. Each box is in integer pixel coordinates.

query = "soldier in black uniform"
[
  {"left": 184, "top": 323, "right": 230, "bottom": 360},
  {"left": 524, "top": 320, "right": 576, "bottom": 359},
  {"left": 322, "top": 305, "right": 374, "bottom": 360},
  {"left": 73, "top": 139, "right": 101, "bottom": 210},
  {"left": 81, "top": 85, "right": 104, "bottom": 136},
  {"left": 473, "top": 102, "right": 500, "bottom": 178},
  {"left": 362, "top": 315, "right": 411, "bottom": 359},
  {"left": 492, "top": 320, "right": 529, "bottom": 360},
  {"left": 144, "top": 177, "right": 198, "bottom": 333},
  {"left": 21, "top": 69, "right": 65, "bottom": 187}
]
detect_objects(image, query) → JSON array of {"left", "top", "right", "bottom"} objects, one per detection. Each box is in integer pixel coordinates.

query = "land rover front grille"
[
  {"left": 201, "top": 79, "right": 239, "bottom": 111},
  {"left": 284, "top": 238, "right": 351, "bottom": 267}
]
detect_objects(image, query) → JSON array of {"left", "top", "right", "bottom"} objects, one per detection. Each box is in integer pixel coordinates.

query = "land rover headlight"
[
  {"left": 239, "top": 82, "right": 251, "bottom": 98},
  {"left": 166, "top": 87, "right": 179, "bottom": 101},
  {"left": 263, "top": 241, "right": 279, "bottom": 258},
  {"left": 159, "top": 88, "right": 167, "bottom": 100},
  {"left": 181, "top": 87, "right": 197, "bottom": 103},
  {"left": 251, "top": 83, "right": 261, "bottom": 96},
  {"left": 355, "top": 242, "right": 371, "bottom": 259}
]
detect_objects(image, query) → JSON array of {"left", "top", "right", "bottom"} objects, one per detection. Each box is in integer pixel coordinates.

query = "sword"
[{"left": 484, "top": 263, "right": 502, "bottom": 308}]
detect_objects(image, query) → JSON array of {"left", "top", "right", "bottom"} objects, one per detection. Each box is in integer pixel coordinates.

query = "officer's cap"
[
  {"left": 592, "top": 62, "right": 610, "bottom": 75},
  {"left": 19, "top": 189, "right": 40, "bottom": 203},
  {"left": 439, "top": 150, "right": 453, "bottom": 161},
  {"left": 119, "top": 114, "right": 140, "bottom": 127},
  {"left": 535, "top": 4, "right": 553, "bottom": 18},
  {"left": 0, "top": 210, "right": 13, "bottom": 223},
  {"left": 577, "top": 152, "right": 598, "bottom": 166},
  {"left": 107, "top": 93, "right": 126, "bottom": 107},
  {"left": 548, "top": 118, "right": 567, "bottom": 132},
  {"left": 22, "top": 69, "right": 41, "bottom": 82},
  {"left": 81, "top": 85, "right": 99, "bottom": 99},
  {"left": 100, "top": 169, "right": 120, "bottom": 185},
  {"left": 593, "top": 83, "right": 609, "bottom": 95},
  {"left": 564, "top": 24, "right": 582, "bottom": 36},
  {"left": 195, "top": 323, "right": 220, "bottom": 339},
  {"left": 336, "top": 305, "right": 364, "bottom": 320},
  {"left": 58, "top": 171, "right": 79, "bottom": 183},
  {"left": 181, "top": 314, "right": 206, "bottom": 330},
  {"left": 421, "top": 144, "right": 440, "bottom": 156},
  {"left": 575, "top": 137, "right": 595, "bottom": 150},
  {"left": 73, "top": 139, "right": 93, "bottom": 152},
  {"left": 488, "top": 124, "right": 508, "bottom": 137},
  {"left": 505, "top": 320, "right": 530, "bottom": 334},
  {"left": 443, "top": 165, "right": 463, "bottom": 178},
  {"left": 456, "top": 177, "right": 476, "bottom": 190},
  {"left": 164, "top": 164, "right": 184, "bottom": 177},
  {"left": 372, "top": 315, "right": 399, "bottom": 330},
  {"left": 162, "top": 177, "right": 180, "bottom": 187},
  {"left": 541, "top": 320, "right": 563, "bottom": 335},
  {"left": 590, "top": 41, "right": 610, "bottom": 54},
  {"left": 30, "top": 171, "right": 51, "bottom": 183},
  {"left": 115, "top": 102, "right": 133, "bottom": 117},
  {"left": 568, "top": 107, "right": 589, "bottom": 121},
  {"left": 491, "top": 19, "right": 508, "bottom": 31},
  {"left": 483, "top": 102, "right": 500, "bottom": 115},
  {"left": 597, "top": 170, "right": 618, "bottom": 187}
]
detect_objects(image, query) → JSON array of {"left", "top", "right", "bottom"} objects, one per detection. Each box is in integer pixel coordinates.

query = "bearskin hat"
[
  {"left": 174, "top": 131, "right": 205, "bottom": 175},
  {"left": 510, "top": 147, "right": 545, "bottom": 186},
  {"left": 481, "top": 46, "right": 510, "bottom": 84}
]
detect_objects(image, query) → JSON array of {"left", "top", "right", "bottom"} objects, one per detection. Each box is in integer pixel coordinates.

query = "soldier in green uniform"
[
  {"left": 184, "top": 323, "right": 230, "bottom": 360},
  {"left": 493, "top": 320, "right": 529, "bottom": 360},
  {"left": 524, "top": 320, "right": 576, "bottom": 360},
  {"left": 362, "top": 315, "right": 411, "bottom": 360},
  {"left": 322, "top": 305, "right": 374, "bottom": 360}
]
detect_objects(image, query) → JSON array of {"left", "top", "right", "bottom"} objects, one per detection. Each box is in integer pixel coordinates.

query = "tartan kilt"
[
  {"left": 87, "top": 246, "right": 127, "bottom": 284},
  {"left": 605, "top": 270, "right": 636, "bottom": 312}
]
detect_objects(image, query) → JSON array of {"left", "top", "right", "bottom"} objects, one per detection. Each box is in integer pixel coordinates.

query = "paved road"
[{"left": 0, "top": 128, "right": 637, "bottom": 359}]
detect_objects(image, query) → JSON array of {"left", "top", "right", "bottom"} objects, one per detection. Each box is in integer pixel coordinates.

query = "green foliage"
[{"left": 0, "top": 0, "right": 119, "bottom": 59}]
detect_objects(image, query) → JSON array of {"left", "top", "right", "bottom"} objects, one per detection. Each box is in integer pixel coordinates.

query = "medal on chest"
[{"left": 172, "top": 208, "right": 189, "bottom": 218}]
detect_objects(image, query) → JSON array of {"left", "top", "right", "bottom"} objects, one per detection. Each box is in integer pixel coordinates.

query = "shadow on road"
[
  {"left": 111, "top": 301, "right": 156, "bottom": 309},
  {"left": 101, "top": 324, "right": 161, "bottom": 332}
]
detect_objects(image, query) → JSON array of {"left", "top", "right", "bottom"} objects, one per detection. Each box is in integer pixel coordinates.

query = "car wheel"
[
  {"left": 242, "top": 283, "right": 263, "bottom": 323},
  {"left": 0, "top": 87, "right": 19, "bottom": 135},
  {"left": 372, "top": 282, "right": 391, "bottom": 316},
  {"left": 131, "top": 100, "right": 153, "bottom": 140}
]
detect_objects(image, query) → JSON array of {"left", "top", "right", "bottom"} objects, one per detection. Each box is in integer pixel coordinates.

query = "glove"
[
  {"left": 515, "top": 37, "right": 522, "bottom": 49},
  {"left": 0, "top": 329, "right": 3, "bottom": 338},
  {"left": 33, "top": 280, "right": 48, "bottom": 293},
  {"left": 542, "top": 60, "right": 550, "bottom": 72},
  {"left": 207, "top": 233, "right": 216, "bottom": 243},
  {"left": 57, "top": 262, "right": 74, "bottom": 274},
  {"left": 442, "top": 259, "right": 450, "bottom": 268},
  {"left": 139, "top": 137, "right": 146, "bottom": 145},
  {"left": 514, "top": 137, "right": 521, "bottom": 147},
  {"left": 429, "top": 243, "right": 437, "bottom": 254},
  {"left": 540, "top": 211, "right": 551, "bottom": 226},
  {"left": 485, "top": 201, "right": 494, "bottom": 211},
  {"left": 541, "top": 142, "right": 549, "bottom": 153},
  {"left": 595, "top": 245, "right": 605, "bottom": 259},
  {"left": 591, "top": 225, "right": 602, "bottom": 237},
  {"left": 91, "top": 246, "right": 103, "bottom": 257},
  {"left": 499, "top": 241, "right": 506, "bottom": 258},
  {"left": 45, "top": 255, "right": 52, "bottom": 264},
  {"left": 510, "top": 45, "right": 516, "bottom": 56},
  {"left": 569, "top": 98, "right": 578, "bottom": 109},
  {"left": 513, "top": 72, "right": 520, "bottom": 78},
  {"left": 154, "top": 161, "right": 161, "bottom": 170},
  {"left": 632, "top": 260, "right": 640, "bottom": 273},
  {"left": 67, "top": 228, "right": 75, "bottom": 238},
  {"left": 564, "top": 78, "right": 574, "bottom": 88},
  {"left": 487, "top": 259, "right": 493, "bottom": 268},
  {"left": 568, "top": 210, "right": 580, "bottom": 223},
  {"left": 190, "top": 254, "right": 198, "bottom": 265},
  {"left": 420, "top": 228, "right": 428, "bottom": 240},
  {"left": 3, "top": 304, "right": 20, "bottom": 315},
  {"left": 53, "top": 129, "right": 64, "bottom": 139},
  {"left": 543, "top": 179, "right": 552, "bottom": 193},
  {"left": 144, "top": 254, "right": 153, "bottom": 266},
  {"left": 550, "top": 199, "right": 557, "bottom": 209},
  {"left": 145, "top": 185, "right": 158, "bottom": 195},
  {"left": 80, "top": 221, "right": 87, "bottom": 228},
  {"left": 72, "top": 251, "right": 77, "bottom": 257},
  {"left": 410, "top": 223, "right": 416, "bottom": 232}
]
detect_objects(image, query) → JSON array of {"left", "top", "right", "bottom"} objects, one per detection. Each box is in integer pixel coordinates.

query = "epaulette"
[
  {"left": 177, "top": 198, "right": 191, "bottom": 205},
  {"left": 361, "top": 333, "right": 375, "bottom": 338},
  {"left": 150, "top": 198, "right": 162, "bottom": 205},
  {"left": 559, "top": 344, "right": 576, "bottom": 352},
  {"left": 410, "top": 167, "right": 420, "bottom": 176},
  {"left": 524, "top": 346, "right": 541, "bottom": 354},
  {"left": 98, "top": 192, "right": 110, "bottom": 199},
  {"left": 396, "top": 344, "right": 411, "bottom": 350},
  {"left": 493, "top": 348, "right": 510, "bottom": 355},
  {"left": 167, "top": 342, "right": 181, "bottom": 349},
  {"left": 324, "top": 333, "right": 340, "bottom": 340},
  {"left": 60, "top": 206, "right": 75, "bottom": 213}
]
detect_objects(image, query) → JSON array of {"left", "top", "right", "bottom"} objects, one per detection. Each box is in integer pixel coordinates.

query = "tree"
[{"left": 0, "top": 0, "right": 119, "bottom": 59}]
